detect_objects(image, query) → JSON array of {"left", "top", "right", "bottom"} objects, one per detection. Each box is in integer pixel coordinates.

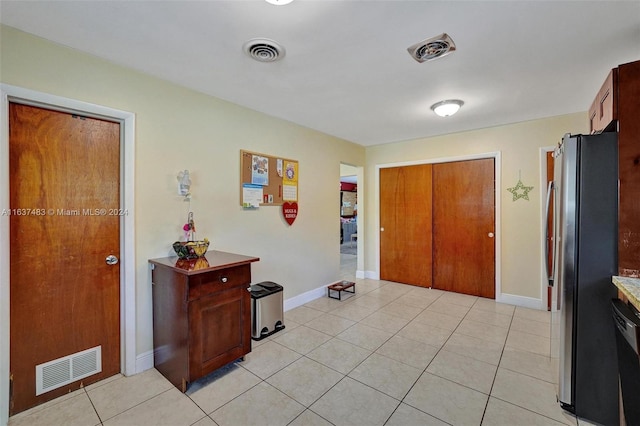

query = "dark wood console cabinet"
[{"left": 149, "top": 251, "right": 259, "bottom": 392}]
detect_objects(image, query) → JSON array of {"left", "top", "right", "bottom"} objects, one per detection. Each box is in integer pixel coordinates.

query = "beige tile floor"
[{"left": 9, "top": 254, "right": 587, "bottom": 426}]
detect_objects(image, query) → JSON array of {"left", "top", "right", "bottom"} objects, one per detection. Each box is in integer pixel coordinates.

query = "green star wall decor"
[{"left": 507, "top": 172, "right": 534, "bottom": 201}]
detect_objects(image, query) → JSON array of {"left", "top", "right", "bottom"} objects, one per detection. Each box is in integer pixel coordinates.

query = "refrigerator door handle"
[{"left": 545, "top": 180, "right": 555, "bottom": 286}]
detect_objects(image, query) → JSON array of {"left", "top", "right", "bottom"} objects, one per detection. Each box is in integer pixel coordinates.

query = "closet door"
[
  {"left": 432, "top": 159, "right": 495, "bottom": 298},
  {"left": 380, "top": 164, "right": 432, "bottom": 287}
]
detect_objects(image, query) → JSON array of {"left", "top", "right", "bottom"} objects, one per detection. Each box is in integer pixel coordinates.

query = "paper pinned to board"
[{"left": 243, "top": 184, "right": 263, "bottom": 208}]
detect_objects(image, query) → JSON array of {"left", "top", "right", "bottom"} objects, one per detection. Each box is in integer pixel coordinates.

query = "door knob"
[
  {"left": 488, "top": 232, "right": 494, "bottom": 238},
  {"left": 105, "top": 255, "right": 119, "bottom": 265}
]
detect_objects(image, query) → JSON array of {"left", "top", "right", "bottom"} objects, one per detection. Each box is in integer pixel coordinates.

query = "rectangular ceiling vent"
[
  {"left": 35, "top": 346, "right": 102, "bottom": 395},
  {"left": 407, "top": 33, "right": 456, "bottom": 63}
]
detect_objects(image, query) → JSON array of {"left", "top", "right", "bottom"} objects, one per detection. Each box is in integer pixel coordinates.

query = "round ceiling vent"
[
  {"left": 243, "top": 38, "right": 286, "bottom": 62},
  {"left": 407, "top": 33, "right": 456, "bottom": 63}
]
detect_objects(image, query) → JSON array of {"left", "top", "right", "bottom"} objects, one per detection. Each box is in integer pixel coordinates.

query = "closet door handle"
[{"left": 488, "top": 232, "right": 494, "bottom": 238}]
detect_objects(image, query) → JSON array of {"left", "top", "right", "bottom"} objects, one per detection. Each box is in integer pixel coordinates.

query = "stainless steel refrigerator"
[{"left": 547, "top": 132, "right": 619, "bottom": 425}]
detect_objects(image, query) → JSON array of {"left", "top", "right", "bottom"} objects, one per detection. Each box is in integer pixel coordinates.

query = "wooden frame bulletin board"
[{"left": 240, "top": 150, "right": 299, "bottom": 207}]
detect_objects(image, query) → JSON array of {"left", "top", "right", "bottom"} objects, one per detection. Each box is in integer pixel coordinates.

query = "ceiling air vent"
[
  {"left": 407, "top": 33, "right": 456, "bottom": 63},
  {"left": 243, "top": 38, "right": 286, "bottom": 62}
]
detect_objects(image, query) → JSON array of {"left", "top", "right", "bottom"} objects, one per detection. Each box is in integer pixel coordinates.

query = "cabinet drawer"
[{"left": 188, "top": 264, "right": 251, "bottom": 300}]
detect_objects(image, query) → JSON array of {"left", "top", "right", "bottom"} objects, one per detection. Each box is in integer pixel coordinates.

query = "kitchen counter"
[{"left": 612, "top": 275, "right": 640, "bottom": 311}]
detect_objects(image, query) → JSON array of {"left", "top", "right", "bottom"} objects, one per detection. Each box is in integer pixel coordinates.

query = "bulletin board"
[{"left": 240, "top": 150, "right": 299, "bottom": 207}]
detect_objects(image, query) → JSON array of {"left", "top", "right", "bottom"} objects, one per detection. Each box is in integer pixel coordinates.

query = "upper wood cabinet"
[
  {"left": 616, "top": 60, "right": 640, "bottom": 278},
  {"left": 590, "top": 60, "right": 640, "bottom": 277},
  {"left": 588, "top": 68, "right": 618, "bottom": 134}
]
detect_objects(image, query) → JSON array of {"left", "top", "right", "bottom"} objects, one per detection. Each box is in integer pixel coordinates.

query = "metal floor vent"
[
  {"left": 36, "top": 346, "right": 102, "bottom": 395},
  {"left": 407, "top": 33, "right": 456, "bottom": 63},
  {"left": 243, "top": 38, "right": 286, "bottom": 62}
]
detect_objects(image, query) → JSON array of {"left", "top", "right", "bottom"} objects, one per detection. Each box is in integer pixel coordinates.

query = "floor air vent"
[{"left": 36, "top": 346, "right": 102, "bottom": 395}]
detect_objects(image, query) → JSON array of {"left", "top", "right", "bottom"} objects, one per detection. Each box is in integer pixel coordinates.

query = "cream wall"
[
  {"left": 0, "top": 26, "right": 364, "bottom": 361},
  {"left": 363, "top": 113, "right": 588, "bottom": 303}
]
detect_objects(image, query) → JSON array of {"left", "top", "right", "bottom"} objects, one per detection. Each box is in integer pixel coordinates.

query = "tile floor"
[{"left": 9, "top": 254, "right": 587, "bottom": 426}]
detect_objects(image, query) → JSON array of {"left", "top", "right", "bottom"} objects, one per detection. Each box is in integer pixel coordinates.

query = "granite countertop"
[{"left": 612, "top": 276, "right": 640, "bottom": 311}]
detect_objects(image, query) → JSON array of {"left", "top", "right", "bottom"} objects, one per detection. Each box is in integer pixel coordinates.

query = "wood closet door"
[
  {"left": 9, "top": 103, "right": 121, "bottom": 415},
  {"left": 432, "top": 159, "right": 495, "bottom": 298},
  {"left": 380, "top": 164, "right": 432, "bottom": 287}
]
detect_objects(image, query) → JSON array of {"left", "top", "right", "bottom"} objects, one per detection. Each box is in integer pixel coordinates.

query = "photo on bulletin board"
[{"left": 251, "top": 155, "right": 269, "bottom": 186}]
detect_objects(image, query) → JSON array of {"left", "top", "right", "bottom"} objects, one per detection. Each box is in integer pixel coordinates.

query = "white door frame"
[
  {"left": 374, "top": 151, "right": 502, "bottom": 299},
  {"left": 0, "top": 84, "right": 136, "bottom": 424}
]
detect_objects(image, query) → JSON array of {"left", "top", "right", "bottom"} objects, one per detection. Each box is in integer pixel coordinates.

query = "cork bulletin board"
[{"left": 240, "top": 150, "right": 299, "bottom": 207}]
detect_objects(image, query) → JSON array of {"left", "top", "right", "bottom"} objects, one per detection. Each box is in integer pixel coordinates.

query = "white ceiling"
[{"left": 1, "top": 1, "right": 639, "bottom": 146}]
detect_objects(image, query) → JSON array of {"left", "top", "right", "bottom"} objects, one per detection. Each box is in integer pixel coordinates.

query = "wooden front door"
[
  {"left": 9, "top": 103, "right": 121, "bottom": 415},
  {"left": 432, "top": 158, "right": 495, "bottom": 298},
  {"left": 380, "top": 164, "right": 433, "bottom": 287}
]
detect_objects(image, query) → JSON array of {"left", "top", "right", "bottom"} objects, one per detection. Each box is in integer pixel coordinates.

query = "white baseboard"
[
  {"left": 355, "top": 270, "right": 366, "bottom": 279},
  {"left": 363, "top": 270, "right": 378, "bottom": 279},
  {"left": 284, "top": 285, "right": 326, "bottom": 312},
  {"left": 497, "top": 293, "right": 544, "bottom": 310},
  {"left": 135, "top": 350, "right": 154, "bottom": 374}
]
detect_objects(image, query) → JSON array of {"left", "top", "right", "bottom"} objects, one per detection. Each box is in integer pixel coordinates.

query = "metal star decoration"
[{"left": 507, "top": 178, "right": 534, "bottom": 201}]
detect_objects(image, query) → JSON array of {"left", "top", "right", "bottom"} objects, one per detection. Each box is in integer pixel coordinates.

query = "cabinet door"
[
  {"left": 589, "top": 69, "right": 617, "bottom": 133},
  {"left": 188, "top": 287, "right": 250, "bottom": 380},
  {"left": 617, "top": 60, "right": 640, "bottom": 277}
]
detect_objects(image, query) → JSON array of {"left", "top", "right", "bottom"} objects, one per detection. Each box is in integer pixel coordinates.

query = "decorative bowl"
[{"left": 172, "top": 240, "right": 209, "bottom": 259}]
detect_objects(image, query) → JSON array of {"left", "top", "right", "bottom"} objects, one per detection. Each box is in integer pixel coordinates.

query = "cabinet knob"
[{"left": 220, "top": 277, "right": 228, "bottom": 283}]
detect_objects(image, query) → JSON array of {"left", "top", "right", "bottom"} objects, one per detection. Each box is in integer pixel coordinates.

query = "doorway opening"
[
  {"left": 340, "top": 163, "right": 359, "bottom": 280},
  {"left": 541, "top": 147, "right": 555, "bottom": 311}
]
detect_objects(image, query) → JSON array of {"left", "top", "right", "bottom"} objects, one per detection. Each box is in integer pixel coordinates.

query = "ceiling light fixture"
[
  {"left": 265, "top": 0, "right": 294, "bottom": 5},
  {"left": 431, "top": 100, "right": 464, "bottom": 117}
]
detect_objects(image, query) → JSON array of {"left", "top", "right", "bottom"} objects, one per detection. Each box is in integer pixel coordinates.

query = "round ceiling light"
[
  {"left": 265, "top": 0, "right": 294, "bottom": 5},
  {"left": 430, "top": 100, "right": 464, "bottom": 117}
]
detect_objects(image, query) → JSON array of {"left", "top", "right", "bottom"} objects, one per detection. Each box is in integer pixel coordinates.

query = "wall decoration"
[
  {"left": 282, "top": 201, "right": 298, "bottom": 226},
  {"left": 507, "top": 171, "right": 534, "bottom": 201},
  {"left": 240, "top": 150, "right": 298, "bottom": 207},
  {"left": 177, "top": 170, "right": 192, "bottom": 200}
]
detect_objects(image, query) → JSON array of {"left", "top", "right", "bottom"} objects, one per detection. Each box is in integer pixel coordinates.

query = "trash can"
[{"left": 250, "top": 281, "right": 285, "bottom": 341}]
